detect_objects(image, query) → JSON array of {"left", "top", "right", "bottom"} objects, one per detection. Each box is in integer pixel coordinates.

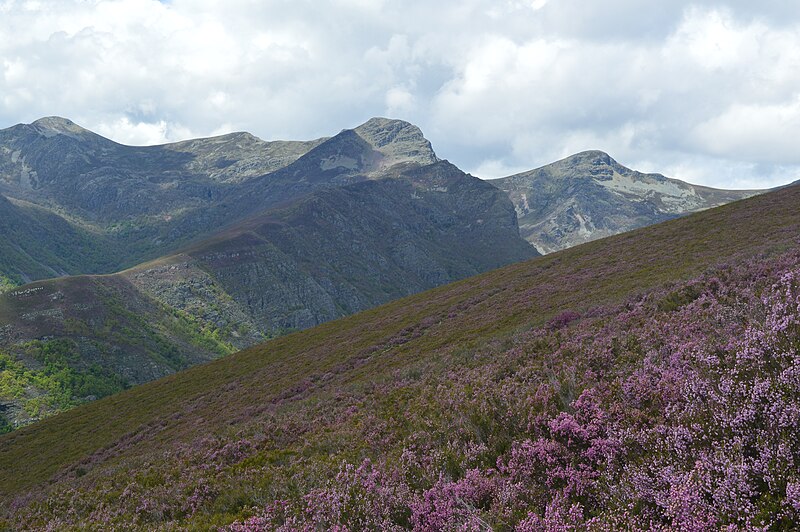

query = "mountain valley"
[{"left": 0, "top": 118, "right": 535, "bottom": 428}]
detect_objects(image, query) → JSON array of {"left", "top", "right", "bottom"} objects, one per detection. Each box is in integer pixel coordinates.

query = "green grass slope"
[
  {"left": 0, "top": 184, "right": 798, "bottom": 526},
  {"left": 0, "top": 273, "right": 236, "bottom": 428}
]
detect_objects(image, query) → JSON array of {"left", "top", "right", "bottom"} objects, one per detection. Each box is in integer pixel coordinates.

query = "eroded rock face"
[
  {"left": 127, "top": 258, "right": 263, "bottom": 349},
  {"left": 492, "top": 151, "right": 763, "bottom": 254},
  {"left": 354, "top": 117, "right": 439, "bottom": 170},
  {"left": 173, "top": 160, "right": 536, "bottom": 335}
]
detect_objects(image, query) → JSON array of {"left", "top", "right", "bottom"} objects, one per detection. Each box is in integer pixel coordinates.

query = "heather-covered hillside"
[{"left": 2, "top": 185, "right": 800, "bottom": 529}]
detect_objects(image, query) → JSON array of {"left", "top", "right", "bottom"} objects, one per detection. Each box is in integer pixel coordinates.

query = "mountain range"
[
  {"left": 0, "top": 116, "right": 437, "bottom": 282},
  {"left": 0, "top": 117, "right": 764, "bottom": 429},
  {"left": 0, "top": 117, "right": 535, "bottom": 428}
]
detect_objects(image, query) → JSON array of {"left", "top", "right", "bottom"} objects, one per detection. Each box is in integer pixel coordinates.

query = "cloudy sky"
[{"left": 2, "top": 0, "right": 800, "bottom": 188}]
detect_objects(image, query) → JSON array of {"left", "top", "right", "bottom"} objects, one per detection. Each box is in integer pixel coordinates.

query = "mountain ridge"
[
  {"left": 0, "top": 116, "right": 444, "bottom": 282},
  {"left": 0, "top": 117, "right": 763, "bottom": 273}
]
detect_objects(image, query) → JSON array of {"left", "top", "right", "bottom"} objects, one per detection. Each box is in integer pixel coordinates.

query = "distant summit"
[
  {"left": 492, "top": 151, "right": 762, "bottom": 254},
  {"left": 29, "top": 116, "right": 93, "bottom": 139},
  {"left": 354, "top": 117, "right": 439, "bottom": 167}
]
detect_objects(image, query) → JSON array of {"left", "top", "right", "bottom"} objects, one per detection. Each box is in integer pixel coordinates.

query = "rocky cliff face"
[
  {"left": 172, "top": 161, "right": 530, "bottom": 333},
  {"left": 353, "top": 117, "right": 439, "bottom": 170},
  {"left": 492, "top": 151, "right": 763, "bottom": 254}
]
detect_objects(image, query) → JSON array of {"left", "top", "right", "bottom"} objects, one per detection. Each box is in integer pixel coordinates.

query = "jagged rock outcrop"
[{"left": 354, "top": 117, "right": 439, "bottom": 169}]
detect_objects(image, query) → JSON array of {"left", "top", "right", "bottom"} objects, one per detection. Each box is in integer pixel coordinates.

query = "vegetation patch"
[
  {"left": 0, "top": 340, "right": 128, "bottom": 427},
  {"left": 0, "top": 274, "right": 18, "bottom": 294}
]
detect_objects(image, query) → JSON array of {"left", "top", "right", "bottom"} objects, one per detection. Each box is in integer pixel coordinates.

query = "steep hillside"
[
  {"left": 492, "top": 150, "right": 762, "bottom": 253},
  {"left": 163, "top": 161, "right": 528, "bottom": 334},
  {"left": 0, "top": 160, "right": 535, "bottom": 428},
  {"left": 1, "top": 184, "right": 799, "bottom": 529}
]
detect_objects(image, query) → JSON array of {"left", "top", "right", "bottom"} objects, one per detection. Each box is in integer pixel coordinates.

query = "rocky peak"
[
  {"left": 565, "top": 150, "right": 615, "bottom": 165},
  {"left": 493, "top": 150, "right": 762, "bottom": 254},
  {"left": 543, "top": 150, "right": 628, "bottom": 182},
  {"left": 354, "top": 117, "right": 438, "bottom": 167},
  {"left": 222, "top": 131, "right": 260, "bottom": 142},
  {"left": 207, "top": 131, "right": 265, "bottom": 146},
  {"left": 29, "top": 117, "right": 92, "bottom": 140}
]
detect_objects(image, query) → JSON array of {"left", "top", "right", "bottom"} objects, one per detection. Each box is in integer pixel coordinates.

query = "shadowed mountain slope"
[
  {"left": 0, "top": 159, "right": 535, "bottom": 428},
  {"left": 1, "top": 182, "right": 798, "bottom": 529},
  {"left": 0, "top": 194, "right": 121, "bottom": 285},
  {"left": 492, "top": 150, "right": 762, "bottom": 253}
]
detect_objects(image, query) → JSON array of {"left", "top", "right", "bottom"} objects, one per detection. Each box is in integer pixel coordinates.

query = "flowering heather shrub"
[
  {"left": 9, "top": 250, "right": 800, "bottom": 530},
  {"left": 546, "top": 310, "right": 581, "bottom": 330},
  {"left": 409, "top": 469, "right": 497, "bottom": 530}
]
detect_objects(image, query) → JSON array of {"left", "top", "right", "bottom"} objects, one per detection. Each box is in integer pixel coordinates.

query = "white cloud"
[
  {"left": 385, "top": 86, "right": 415, "bottom": 116},
  {"left": 430, "top": 5, "right": 800, "bottom": 188},
  {"left": 0, "top": 0, "right": 799, "bottom": 188},
  {"left": 692, "top": 98, "right": 800, "bottom": 164},
  {"left": 94, "top": 117, "right": 196, "bottom": 146},
  {"left": 671, "top": 7, "right": 759, "bottom": 70},
  {"left": 471, "top": 159, "right": 531, "bottom": 180}
]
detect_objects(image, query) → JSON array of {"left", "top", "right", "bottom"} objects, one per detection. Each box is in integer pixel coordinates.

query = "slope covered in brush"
[
  {"left": 1, "top": 185, "right": 799, "bottom": 529},
  {"left": 0, "top": 194, "right": 121, "bottom": 285}
]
